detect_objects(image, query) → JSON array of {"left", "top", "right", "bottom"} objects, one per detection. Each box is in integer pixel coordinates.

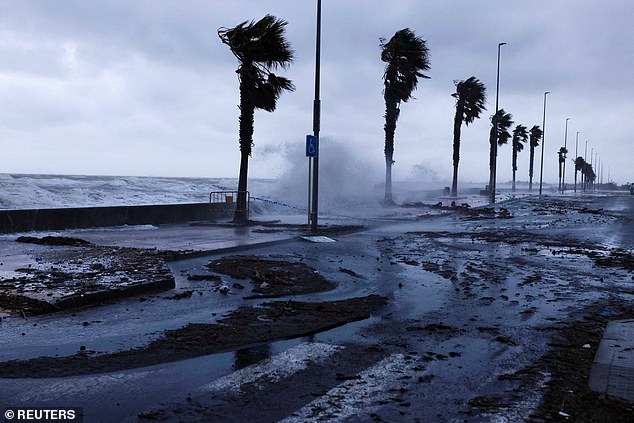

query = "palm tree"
[
  {"left": 575, "top": 156, "right": 586, "bottom": 191},
  {"left": 218, "top": 15, "right": 295, "bottom": 223},
  {"left": 488, "top": 109, "right": 513, "bottom": 193},
  {"left": 557, "top": 147, "right": 568, "bottom": 192},
  {"left": 528, "top": 125, "right": 542, "bottom": 191},
  {"left": 511, "top": 125, "right": 528, "bottom": 191},
  {"left": 380, "top": 28, "right": 430, "bottom": 205},
  {"left": 450, "top": 77, "right": 487, "bottom": 196},
  {"left": 575, "top": 157, "right": 596, "bottom": 191}
]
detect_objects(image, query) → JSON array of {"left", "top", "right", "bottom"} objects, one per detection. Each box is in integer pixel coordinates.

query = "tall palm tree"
[
  {"left": 575, "top": 156, "right": 586, "bottom": 191},
  {"left": 511, "top": 124, "right": 528, "bottom": 191},
  {"left": 557, "top": 147, "right": 568, "bottom": 192},
  {"left": 218, "top": 15, "right": 295, "bottom": 223},
  {"left": 451, "top": 76, "right": 487, "bottom": 196},
  {"left": 488, "top": 109, "right": 513, "bottom": 193},
  {"left": 528, "top": 125, "right": 542, "bottom": 191},
  {"left": 380, "top": 28, "right": 430, "bottom": 205},
  {"left": 575, "top": 157, "right": 596, "bottom": 191}
]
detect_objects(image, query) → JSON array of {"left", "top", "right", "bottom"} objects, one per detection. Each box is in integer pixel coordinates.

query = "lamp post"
[
  {"left": 490, "top": 42, "right": 506, "bottom": 204},
  {"left": 309, "top": 0, "right": 322, "bottom": 233},
  {"left": 574, "top": 131, "right": 580, "bottom": 192},
  {"left": 584, "top": 140, "right": 588, "bottom": 191},
  {"left": 539, "top": 91, "right": 550, "bottom": 195},
  {"left": 562, "top": 118, "right": 570, "bottom": 193}
]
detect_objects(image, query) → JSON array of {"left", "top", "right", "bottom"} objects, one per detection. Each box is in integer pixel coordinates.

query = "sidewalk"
[{"left": 589, "top": 319, "right": 634, "bottom": 403}]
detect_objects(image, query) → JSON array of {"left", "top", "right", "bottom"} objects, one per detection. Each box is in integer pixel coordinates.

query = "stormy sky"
[{"left": 0, "top": 0, "right": 632, "bottom": 186}]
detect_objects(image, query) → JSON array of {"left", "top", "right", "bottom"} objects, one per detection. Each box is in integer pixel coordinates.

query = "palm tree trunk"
[
  {"left": 385, "top": 159, "right": 393, "bottom": 204},
  {"left": 451, "top": 106, "right": 462, "bottom": 197},
  {"left": 234, "top": 75, "right": 255, "bottom": 223},
  {"left": 384, "top": 99, "right": 398, "bottom": 205},
  {"left": 529, "top": 146, "right": 535, "bottom": 191},
  {"left": 488, "top": 127, "right": 496, "bottom": 193},
  {"left": 511, "top": 146, "right": 517, "bottom": 192}
]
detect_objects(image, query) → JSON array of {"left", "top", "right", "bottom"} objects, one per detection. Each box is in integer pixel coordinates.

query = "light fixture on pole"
[
  {"left": 539, "top": 91, "right": 550, "bottom": 195},
  {"left": 490, "top": 42, "right": 506, "bottom": 204},
  {"left": 562, "top": 118, "right": 570, "bottom": 193}
]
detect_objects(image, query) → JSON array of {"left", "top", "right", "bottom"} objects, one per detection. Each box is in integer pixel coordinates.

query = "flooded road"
[{"left": 1, "top": 192, "right": 632, "bottom": 421}]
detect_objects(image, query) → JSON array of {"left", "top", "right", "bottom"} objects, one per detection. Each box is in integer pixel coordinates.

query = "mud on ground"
[
  {"left": 467, "top": 300, "right": 634, "bottom": 422},
  {"left": 0, "top": 294, "right": 387, "bottom": 378},
  {"left": 0, "top": 236, "right": 174, "bottom": 316},
  {"left": 205, "top": 255, "right": 335, "bottom": 298}
]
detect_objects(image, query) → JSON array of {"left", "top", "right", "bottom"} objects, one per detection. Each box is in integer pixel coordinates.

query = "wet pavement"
[{"left": 0, "top": 191, "right": 633, "bottom": 422}]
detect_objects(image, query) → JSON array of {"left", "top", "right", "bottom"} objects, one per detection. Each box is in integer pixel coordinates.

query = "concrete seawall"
[{"left": 0, "top": 202, "right": 234, "bottom": 234}]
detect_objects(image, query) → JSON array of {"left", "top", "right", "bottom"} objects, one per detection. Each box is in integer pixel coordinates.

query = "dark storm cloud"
[{"left": 0, "top": 0, "right": 631, "bottom": 183}]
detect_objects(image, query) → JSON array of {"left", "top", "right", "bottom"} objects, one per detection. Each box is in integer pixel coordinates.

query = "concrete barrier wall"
[{"left": 0, "top": 202, "right": 234, "bottom": 234}]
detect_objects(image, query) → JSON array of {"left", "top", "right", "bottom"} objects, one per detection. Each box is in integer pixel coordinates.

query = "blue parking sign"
[{"left": 306, "top": 135, "right": 318, "bottom": 157}]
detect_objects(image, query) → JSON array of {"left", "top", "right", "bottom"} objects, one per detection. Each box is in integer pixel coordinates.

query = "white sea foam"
[{"left": 0, "top": 173, "right": 276, "bottom": 210}]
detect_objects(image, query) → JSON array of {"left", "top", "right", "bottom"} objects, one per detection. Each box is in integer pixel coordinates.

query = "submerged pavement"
[{"left": 0, "top": 191, "right": 633, "bottom": 422}]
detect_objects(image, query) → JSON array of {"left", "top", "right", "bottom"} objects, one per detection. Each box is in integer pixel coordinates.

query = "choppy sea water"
[
  {"left": 0, "top": 173, "right": 280, "bottom": 210},
  {"left": 0, "top": 173, "right": 499, "bottom": 219}
]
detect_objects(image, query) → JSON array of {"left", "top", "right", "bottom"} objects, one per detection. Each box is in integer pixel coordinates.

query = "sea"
[
  {"left": 0, "top": 173, "right": 498, "bottom": 222},
  {"left": 0, "top": 173, "right": 257, "bottom": 210},
  {"left": 0, "top": 173, "right": 385, "bottom": 219}
]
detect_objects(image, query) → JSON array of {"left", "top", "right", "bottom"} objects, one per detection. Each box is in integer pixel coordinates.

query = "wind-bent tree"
[
  {"left": 511, "top": 124, "right": 528, "bottom": 191},
  {"left": 218, "top": 15, "right": 295, "bottom": 223},
  {"left": 575, "top": 156, "right": 587, "bottom": 191},
  {"left": 380, "top": 28, "right": 430, "bottom": 205},
  {"left": 528, "top": 125, "right": 543, "bottom": 191},
  {"left": 450, "top": 76, "right": 487, "bottom": 196},
  {"left": 575, "top": 157, "right": 595, "bottom": 191},
  {"left": 488, "top": 109, "right": 514, "bottom": 192},
  {"left": 557, "top": 147, "right": 568, "bottom": 192}
]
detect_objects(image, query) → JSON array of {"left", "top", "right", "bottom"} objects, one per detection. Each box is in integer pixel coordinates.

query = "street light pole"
[
  {"left": 584, "top": 140, "right": 588, "bottom": 191},
  {"left": 562, "top": 118, "right": 570, "bottom": 193},
  {"left": 574, "top": 131, "right": 580, "bottom": 192},
  {"left": 309, "top": 0, "right": 322, "bottom": 233},
  {"left": 490, "top": 42, "right": 506, "bottom": 204},
  {"left": 539, "top": 91, "right": 550, "bottom": 195}
]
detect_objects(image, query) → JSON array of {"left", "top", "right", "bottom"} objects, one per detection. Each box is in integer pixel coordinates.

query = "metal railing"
[{"left": 209, "top": 190, "right": 249, "bottom": 218}]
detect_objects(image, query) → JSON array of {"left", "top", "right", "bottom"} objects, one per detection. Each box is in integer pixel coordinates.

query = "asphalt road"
[{"left": 1, "top": 191, "right": 632, "bottom": 422}]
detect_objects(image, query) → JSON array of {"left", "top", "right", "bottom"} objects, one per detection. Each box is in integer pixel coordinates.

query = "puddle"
[{"left": 1, "top": 331, "right": 345, "bottom": 422}]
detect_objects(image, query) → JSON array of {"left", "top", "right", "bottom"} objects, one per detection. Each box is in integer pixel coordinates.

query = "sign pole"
[
  {"left": 310, "top": 0, "right": 322, "bottom": 233},
  {"left": 307, "top": 157, "right": 312, "bottom": 225}
]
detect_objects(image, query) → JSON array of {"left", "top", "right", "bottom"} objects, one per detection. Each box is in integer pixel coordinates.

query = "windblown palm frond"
[
  {"left": 492, "top": 109, "right": 514, "bottom": 146},
  {"left": 529, "top": 125, "right": 543, "bottom": 148},
  {"left": 218, "top": 15, "right": 294, "bottom": 70},
  {"left": 513, "top": 124, "right": 528, "bottom": 153},
  {"left": 381, "top": 28, "right": 430, "bottom": 103},
  {"left": 452, "top": 76, "right": 487, "bottom": 126}
]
